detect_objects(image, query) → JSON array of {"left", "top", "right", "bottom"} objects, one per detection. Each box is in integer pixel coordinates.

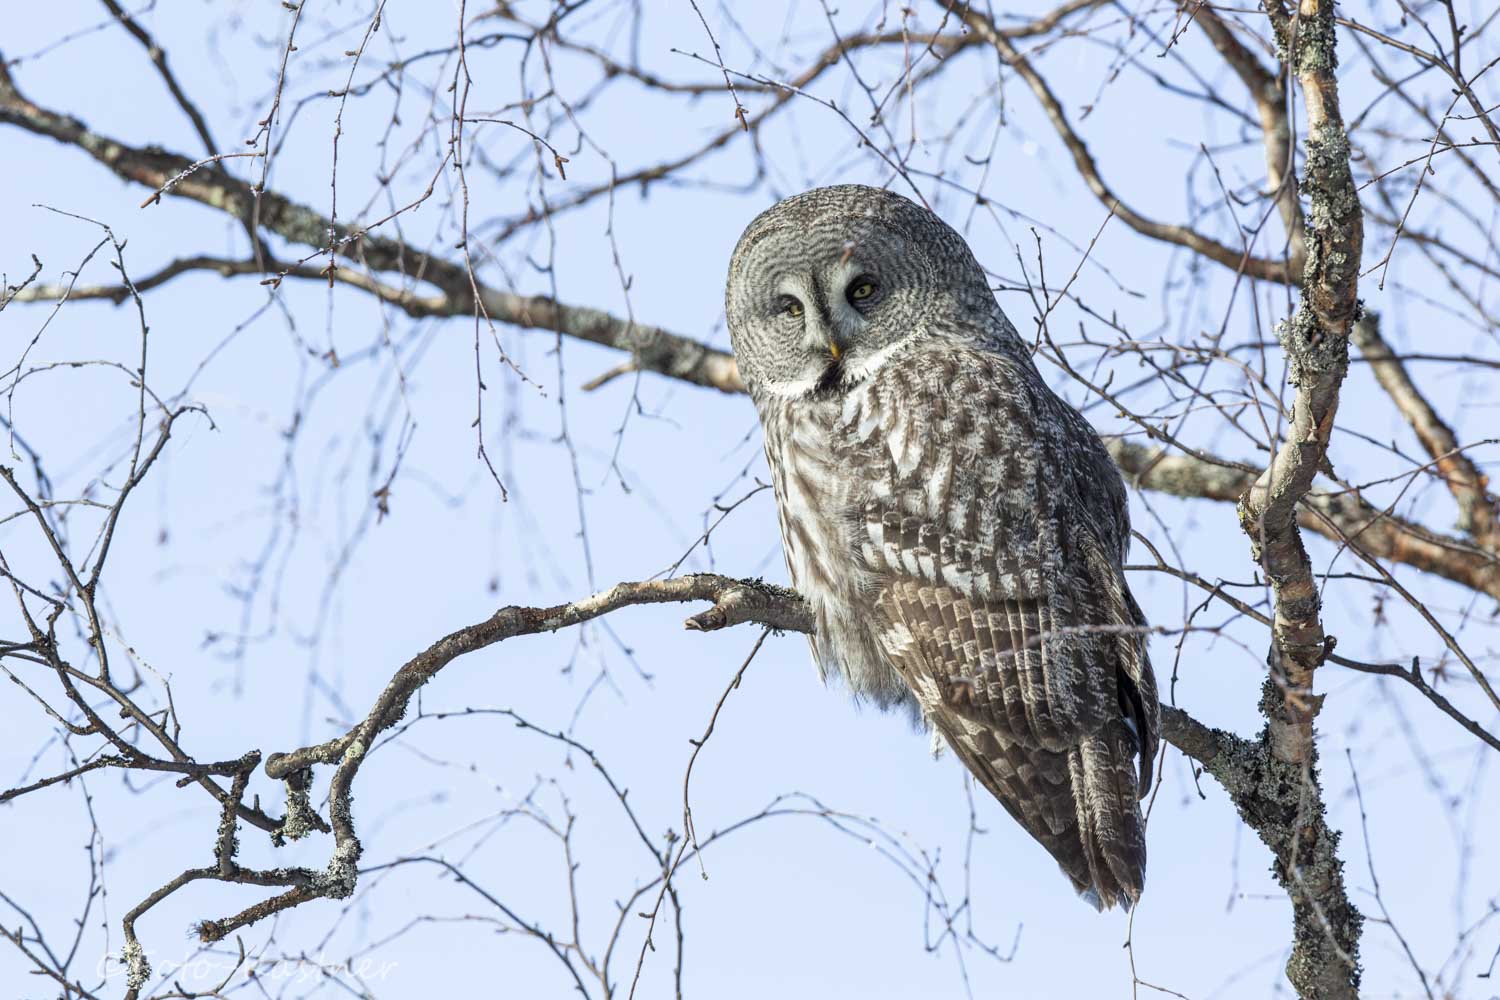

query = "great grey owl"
[{"left": 725, "top": 184, "right": 1160, "bottom": 908}]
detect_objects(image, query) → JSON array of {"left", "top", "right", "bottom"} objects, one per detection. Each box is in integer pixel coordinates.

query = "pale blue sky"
[{"left": 1, "top": 3, "right": 1496, "bottom": 998}]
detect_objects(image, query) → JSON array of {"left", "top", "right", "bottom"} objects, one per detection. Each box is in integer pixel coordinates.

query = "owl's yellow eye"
[
  {"left": 783, "top": 298, "right": 804, "bottom": 318},
  {"left": 848, "top": 279, "right": 876, "bottom": 303}
]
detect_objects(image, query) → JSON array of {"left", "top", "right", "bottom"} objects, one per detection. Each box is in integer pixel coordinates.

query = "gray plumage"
[{"left": 724, "top": 184, "right": 1160, "bottom": 909}]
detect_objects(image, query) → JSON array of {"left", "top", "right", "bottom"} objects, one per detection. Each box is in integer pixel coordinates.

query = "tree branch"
[
  {"left": 0, "top": 58, "right": 745, "bottom": 394},
  {"left": 1350, "top": 312, "right": 1499, "bottom": 548},
  {"left": 223, "top": 570, "right": 1367, "bottom": 1000},
  {"left": 1193, "top": 2, "right": 1308, "bottom": 269},
  {"left": 1229, "top": 2, "right": 1365, "bottom": 993},
  {"left": 1242, "top": 0, "right": 1364, "bottom": 757},
  {"left": 1110, "top": 440, "right": 1500, "bottom": 601},
  {"left": 957, "top": 5, "right": 1297, "bottom": 285}
]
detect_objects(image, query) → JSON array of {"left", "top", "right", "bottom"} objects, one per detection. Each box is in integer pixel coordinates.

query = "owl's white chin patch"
[
  {"left": 842, "top": 339, "right": 907, "bottom": 382},
  {"left": 758, "top": 371, "right": 831, "bottom": 399},
  {"left": 760, "top": 341, "right": 909, "bottom": 400},
  {"left": 756, "top": 339, "right": 909, "bottom": 401}
]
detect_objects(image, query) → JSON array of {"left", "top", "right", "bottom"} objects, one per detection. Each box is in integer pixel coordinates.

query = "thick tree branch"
[
  {"left": 0, "top": 58, "right": 746, "bottom": 395},
  {"left": 1242, "top": 0, "right": 1364, "bottom": 759},
  {"left": 1229, "top": 2, "right": 1365, "bottom": 994},
  {"left": 1110, "top": 440, "right": 1500, "bottom": 601},
  {"left": 1158, "top": 703, "right": 1360, "bottom": 995},
  {"left": 185, "top": 575, "right": 805, "bottom": 943}
]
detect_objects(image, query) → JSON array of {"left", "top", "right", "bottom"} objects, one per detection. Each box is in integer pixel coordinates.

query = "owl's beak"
[{"left": 827, "top": 339, "right": 843, "bottom": 361}]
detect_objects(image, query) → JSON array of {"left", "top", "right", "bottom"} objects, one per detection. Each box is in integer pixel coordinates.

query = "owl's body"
[{"left": 726, "top": 185, "right": 1160, "bottom": 908}]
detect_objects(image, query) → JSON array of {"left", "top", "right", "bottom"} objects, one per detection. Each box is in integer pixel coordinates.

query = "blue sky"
[{"left": 1, "top": 2, "right": 1496, "bottom": 998}]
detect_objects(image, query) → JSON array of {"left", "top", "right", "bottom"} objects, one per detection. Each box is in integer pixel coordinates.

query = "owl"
[{"left": 724, "top": 185, "right": 1160, "bottom": 909}]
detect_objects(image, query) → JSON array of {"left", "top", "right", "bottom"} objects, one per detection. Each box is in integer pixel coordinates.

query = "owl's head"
[{"left": 725, "top": 184, "right": 997, "bottom": 399}]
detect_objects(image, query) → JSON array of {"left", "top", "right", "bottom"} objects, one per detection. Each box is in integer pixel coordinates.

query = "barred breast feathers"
[{"left": 757, "top": 391, "right": 916, "bottom": 713}]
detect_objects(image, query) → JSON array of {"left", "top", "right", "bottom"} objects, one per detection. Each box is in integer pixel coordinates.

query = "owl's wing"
[{"left": 854, "top": 350, "right": 1158, "bottom": 908}]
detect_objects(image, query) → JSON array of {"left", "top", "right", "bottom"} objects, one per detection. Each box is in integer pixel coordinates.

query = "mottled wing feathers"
[
  {"left": 864, "top": 509, "right": 1111, "bottom": 750},
  {"left": 864, "top": 509, "right": 1150, "bottom": 906},
  {"left": 848, "top": 345, "right": 1158, "bottom": 908}
]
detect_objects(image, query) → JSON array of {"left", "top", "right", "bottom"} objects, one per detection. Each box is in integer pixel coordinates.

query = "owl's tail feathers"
[
  {"left": 1066, "top": 719, "right": 1148, "bottom": 910},
  {"left": 937, "top": 718, "right": 1146, "bottom": 911}
]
